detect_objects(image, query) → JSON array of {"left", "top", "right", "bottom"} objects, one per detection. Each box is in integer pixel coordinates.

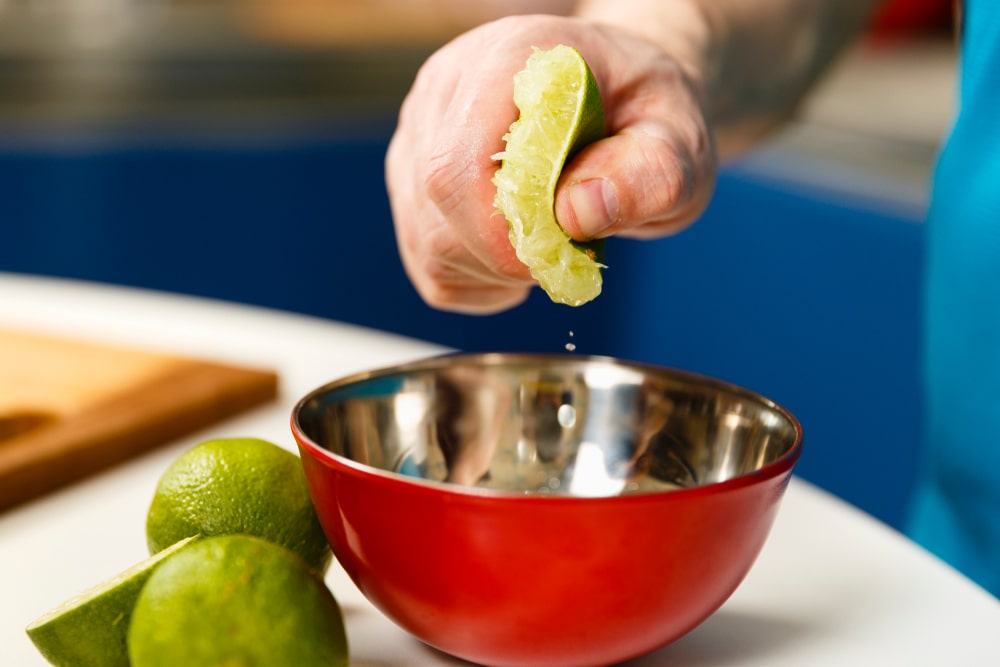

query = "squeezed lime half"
[{"left": 493, "top": 44, "right": 607, "bottom": 307}]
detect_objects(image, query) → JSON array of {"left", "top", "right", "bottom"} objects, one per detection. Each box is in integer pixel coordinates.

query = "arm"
[
  {"left": 385, "top": 0, "right": 879, "bottom": 313},
  {"left": 576, "top": 0, "right": 880, "bottom": 158}
]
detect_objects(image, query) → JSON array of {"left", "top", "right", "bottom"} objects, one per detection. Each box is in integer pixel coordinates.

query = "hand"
[{"left": 385, "top": 14, "right": 717, "bottom": 314}]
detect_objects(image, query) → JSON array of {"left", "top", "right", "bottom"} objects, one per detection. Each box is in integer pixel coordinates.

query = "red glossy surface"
[{"left": 294, "top": 424, "right": 798, "bottom": 667}]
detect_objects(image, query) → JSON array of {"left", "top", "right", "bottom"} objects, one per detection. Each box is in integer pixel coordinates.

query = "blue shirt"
[{"left": 907, "top": 0, "right": 1000, "bottom": 597}]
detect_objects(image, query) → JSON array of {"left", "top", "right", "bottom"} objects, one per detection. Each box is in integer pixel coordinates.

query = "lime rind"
[
  {"left": 128, "top": 535, "right": 348, "bottom": 667},
  {"left": 145, "top": 437, "right": 332, "bottom": 575},
  {"left": 25, "top": 535, "right": 200, "bottom": 667},
  {"left": 493, "top": 44, "right": 607, "bottom": 306}
]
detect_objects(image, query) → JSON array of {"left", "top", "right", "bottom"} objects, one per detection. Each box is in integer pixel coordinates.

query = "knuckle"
[
  {"left": 411, "top": 258, "right": 465, "bottom": 311},
  {"left": 423, "top": 145, "right": 470, "bottom": 217},
  {"left": 633, "top": 134, "right": 696, "bottom": 215},
  {"left": 637, "top": 117, "right": 712, "bottom": 211}
]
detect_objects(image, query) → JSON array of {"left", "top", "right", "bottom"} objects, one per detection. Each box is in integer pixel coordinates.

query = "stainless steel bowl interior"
[{"left": 294, "top": 354, "right": 802, "bottom": 497}]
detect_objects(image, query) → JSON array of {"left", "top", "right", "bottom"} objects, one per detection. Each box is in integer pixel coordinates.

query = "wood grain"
[{"left": 0, "top": 330, "right": 278, "bottom": 511}]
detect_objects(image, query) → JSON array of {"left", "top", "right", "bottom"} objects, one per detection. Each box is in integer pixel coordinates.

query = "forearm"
[{"left": 574, "top": 0, "right": 880, "bottom": 158}]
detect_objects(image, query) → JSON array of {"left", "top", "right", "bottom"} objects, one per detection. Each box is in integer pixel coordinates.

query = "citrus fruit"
[
  {"left": 492, "top": 44, "right": 607, "bottom": 307},
  {"left": 128, "top": 534, "right": 348, "bottom": 667},
  {"left": 25, "top": 535, "right": 200, "bottom": 667},
  {"left": 145, "top": 437, "right": 332, "bottom": 574}
]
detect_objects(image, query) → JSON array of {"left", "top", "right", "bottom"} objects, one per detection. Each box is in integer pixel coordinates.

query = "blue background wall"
[{"left": 0, "top": 129, "right": 924, "bottom": 530}]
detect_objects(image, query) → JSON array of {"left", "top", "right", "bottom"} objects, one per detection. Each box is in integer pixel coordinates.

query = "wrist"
[{"left": 572, "top": 0, "right": 718, "bottom": 92}]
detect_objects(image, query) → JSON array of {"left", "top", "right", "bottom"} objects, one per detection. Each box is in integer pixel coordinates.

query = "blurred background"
[{"left": 0, "top": 0, "right": 955, "bottom": 531}]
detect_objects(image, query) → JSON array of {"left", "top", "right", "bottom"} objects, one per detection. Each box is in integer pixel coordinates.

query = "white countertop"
[{"left": 1, "top": 273, "right": 997, "bottom": 667}]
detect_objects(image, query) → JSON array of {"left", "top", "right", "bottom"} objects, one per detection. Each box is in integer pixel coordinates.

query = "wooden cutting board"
[{"left": 0, "top": 328, "right": 279, "bottom": 511}]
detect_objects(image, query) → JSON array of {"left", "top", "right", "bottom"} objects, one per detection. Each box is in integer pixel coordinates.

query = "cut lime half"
[
  {"left": 493, "top": 44, "right": 607, "bottom": 307},
  {"left": 25, "top": 535, "right": 200, "bottom": 667}
]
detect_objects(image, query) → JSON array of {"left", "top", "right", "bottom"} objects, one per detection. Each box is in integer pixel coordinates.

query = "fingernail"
[{"left": 566, "top": 178, "right": 618, "bottom": 237}]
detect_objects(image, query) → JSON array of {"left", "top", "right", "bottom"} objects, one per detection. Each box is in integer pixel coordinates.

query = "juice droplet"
[{"left": 565, "top": 330, "right": 576, "bottom": 352}]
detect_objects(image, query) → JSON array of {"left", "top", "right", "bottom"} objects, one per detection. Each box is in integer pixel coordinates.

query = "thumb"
[{"left": 554, "top": 122, "right": 716, "bottom": 240}]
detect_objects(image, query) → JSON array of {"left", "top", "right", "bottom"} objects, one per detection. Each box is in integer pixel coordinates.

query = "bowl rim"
[{"left": 290, "top": 351, "right": 804, "bottom": 502}]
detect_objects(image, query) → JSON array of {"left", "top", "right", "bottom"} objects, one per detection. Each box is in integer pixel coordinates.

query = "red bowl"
[{"left": 292, "top": 353, "right": 802, "bottom": 667}]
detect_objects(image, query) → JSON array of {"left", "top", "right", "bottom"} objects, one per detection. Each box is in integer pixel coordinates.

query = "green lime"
[
  {"left": 146, "top": 437, "right": 331, "bottom": 574},
  {"left": 492, "top": 44, "right": 607, "bottom": 307},
  {"left": 25, "top": 535, "right": 200, "bottom": 667},
  {"left": 128, "top": 534, "right": 348, "bottom": 667}
]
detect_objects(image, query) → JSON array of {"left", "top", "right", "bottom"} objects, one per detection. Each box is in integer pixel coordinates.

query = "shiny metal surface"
[{"left": 294, "top": 353, "right": 802, "bottom": 497}]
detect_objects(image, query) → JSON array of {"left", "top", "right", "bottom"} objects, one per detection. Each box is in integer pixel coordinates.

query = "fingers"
[
  {"left": 555, "top": 125, "right": 715, "bottom": 240},
  {"left": 387, "top": 106, "right": 532, "bottom": 314},
  {"left": 390, "top": 200, "right": 532, "bottom": 314},
  {"left": 386, "top": 25, "right": 539, "bottom": 313},
  {"left": 421, "top": 122, "right": 534, "bottom": 283},
  {"left": 555, "top": 49, "right": 717, "bottom": 241},
  {"left": 392, "top": 191, "right": 532, "bottom": 314}
]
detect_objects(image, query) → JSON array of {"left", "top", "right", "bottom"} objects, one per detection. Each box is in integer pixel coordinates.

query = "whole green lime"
[
  {"left": 128, "top": 534, "right": 348, "bottom": 667},
  {"left": 146, "top": 437, "right": 331, "bottom": 574}
]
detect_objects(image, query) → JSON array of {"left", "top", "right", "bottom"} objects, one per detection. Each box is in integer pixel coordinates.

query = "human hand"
[{"left": 385, "top": 13, "right": 717, "bottom": 314}]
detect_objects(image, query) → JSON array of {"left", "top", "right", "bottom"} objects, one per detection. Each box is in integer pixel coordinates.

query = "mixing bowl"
[{"left": 291, "top": 353, "right": 802, "bottom": 667}]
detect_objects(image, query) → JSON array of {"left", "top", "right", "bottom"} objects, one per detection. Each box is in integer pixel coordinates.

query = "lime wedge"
[
  {"left": 25, "top": 535, "right": 200, "bottom": 667},
  {"left": 493, "top": 44, "right": 607, "bottom": 306}
]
